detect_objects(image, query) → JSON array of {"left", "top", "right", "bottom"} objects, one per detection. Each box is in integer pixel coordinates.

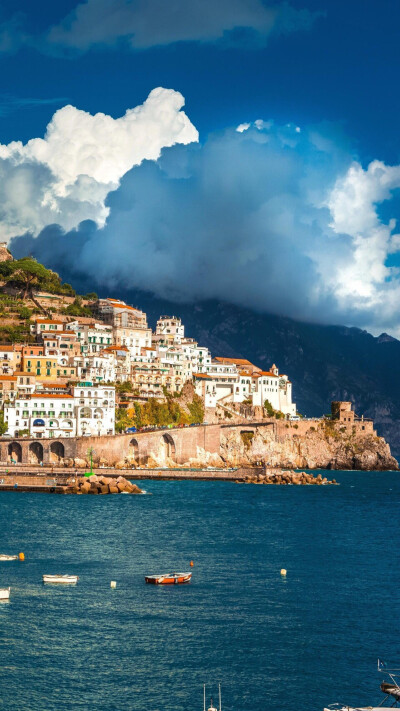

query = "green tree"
[
  {"left": 0, "top": 412, "right": 8, "bottom": 435},
  {"left": 5, "top": 258, "right": 51, "bottom": 299}
]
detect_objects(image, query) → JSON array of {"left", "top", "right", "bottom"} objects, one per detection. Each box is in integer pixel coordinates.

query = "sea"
[{"left": 0, "top": 470, "right": 399, "bottom": 711}]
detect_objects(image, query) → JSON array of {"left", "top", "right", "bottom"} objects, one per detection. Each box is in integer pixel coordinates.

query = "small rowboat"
[
  {"left": 0, "top": 555, "right": 18, "bottom": 561},
  {"left": 0, "top": 587, "right": 10, "bottom": 600},
  {"left": 43, "top": 575, "right": 78, "bottom": 585},
  {"left": 145, "top": 572, "right": 192, "bottom": 585}
]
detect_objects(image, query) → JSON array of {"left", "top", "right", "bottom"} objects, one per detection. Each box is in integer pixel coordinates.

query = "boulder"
[
  {"left": 87, "top": 474, "right": 99, "bottom": 483},
  {"left": 109, "top": 485, "right": 119, "bottom": 494},
  {"left": 100, "top": 485, "right": 109, "bottom": 494},
  {"left": 115, "top": 460, "right": 126, "bottom": 470},
  {"left": 74, "top": 458, "right": 86, "bottom": 468},
  {"left": 80, "top": 482, "right": 91, "bottom": 494}
]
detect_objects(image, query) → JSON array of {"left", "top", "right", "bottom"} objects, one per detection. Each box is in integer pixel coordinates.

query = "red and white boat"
[{"left": 145, "top": 572, "right": 192, "bottom": 585}]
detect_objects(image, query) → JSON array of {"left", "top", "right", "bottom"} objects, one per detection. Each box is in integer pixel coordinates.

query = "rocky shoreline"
[
  {"left": 238, "top": 469, "right": 337, "bottom": 485},
  {"left": 68, "top": 474, "right": 143, "bottom": 495}
]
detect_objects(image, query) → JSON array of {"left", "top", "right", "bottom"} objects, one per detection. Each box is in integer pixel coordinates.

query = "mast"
[
  {"left": 219, "top": 684, "right": 221, "bottom": 711},
  {"left": 203, "top": 684, "right": 206, "bottom": 711}
]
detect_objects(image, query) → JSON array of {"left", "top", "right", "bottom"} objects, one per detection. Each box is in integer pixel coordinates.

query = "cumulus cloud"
[
  {"left": 9, "top": 118, "right": 400, "bottom": 335},
  {"left": 0, "top": 87, "right": 198, "bottom": 239},
  {"left": 46, "top": 0, "right": 319, "bottom": 52}
]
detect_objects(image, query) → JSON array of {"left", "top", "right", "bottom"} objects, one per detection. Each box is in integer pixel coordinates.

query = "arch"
[
  {"left": 60, "top": 420, "right": 74, "bottom": 430},
  {"left": 8, "top": 442, "right": 22, "bottom": 463},
  {"left": 80, "top": 407, "right": 91, "bottom": 418},
  {"left": 29, "top": 442, "right": 43, "bottom": 464},
  {"left": 93, "top": 408, "right": 103, "bottom": 419},
  {"left": 50, "top": 441, "right": 65, "bottom": 464},
  {"left": 129, "top": 438, "right": 139, "bottom": 461},
  {"left": 161, "top": 433, "right": 176, "bottom": 460}
]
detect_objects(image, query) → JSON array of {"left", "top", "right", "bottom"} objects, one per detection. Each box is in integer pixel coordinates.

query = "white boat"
[
  {"left": 0, "top": 587, "right": 10, "bottom": 600},
  {"left": 324, "top": 706, "right": 395, "bottom": 710},
  {"left": 325, "top": 661, "right": 400, "bottom": 711},
  {"left": 204, "top": 684, "right": 222, "bottom": 711},
  {"left": 0, "top": 555, "right": 18, "bottom": 561},
  {"left": 42, "top": 574, "right": 78, "bottom": 584}
]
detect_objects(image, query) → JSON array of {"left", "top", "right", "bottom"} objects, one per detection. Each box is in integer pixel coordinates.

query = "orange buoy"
[
  {"left": 18, "top": 552, "right": 25, "bottom": 561},
  {"left": 190, "top": 560, "right": 194, "bottom": 567}
]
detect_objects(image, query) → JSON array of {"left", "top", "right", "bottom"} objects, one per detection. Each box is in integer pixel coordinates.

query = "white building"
[
  {"left": 194, "top": 359, "right": 296, "bottom": 416},
  {"left": 4, "top": 383, "right": 115, "bottom": 438},
  {"left": 4, "top": 393, "right": 77, "bottom": 438},
  {"left": 71, "top": 383, "right": 115, "bottom": 436},
  {"left": 66, "top": 321, "right": 113, "bottom": 354}
]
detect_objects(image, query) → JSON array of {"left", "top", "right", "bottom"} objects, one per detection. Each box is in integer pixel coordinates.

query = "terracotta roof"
[
  {"left": 35, "top": 319, "right": 64, "bottom": 325},
  {"left": 0, "top": 375, "right": 17, "bottom": 381},
  {"left": 43, "top": 331, "right": 77, "bottom": 337},
  {"left": 0, "top": 345, "right": 18, "bottom": 351},
  {"left": 24, "top": 393, "right": 74, "bottom": 399},
  {"left": 258, "top": 371, "right": 278, "bottom": 377},
  {"left": 214, "top": 357, "right": 255, "bottom": 366},
  {"left": 194, "top": 373, "right": 212, "bottom": 380}
]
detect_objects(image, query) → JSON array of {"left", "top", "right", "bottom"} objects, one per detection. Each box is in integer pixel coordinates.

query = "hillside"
[
  {"left": 2, "top": 251, "right": 400, "bottom": 458},
  {"left": 0, "top": 254, "right": 97, "bottom": 341}
]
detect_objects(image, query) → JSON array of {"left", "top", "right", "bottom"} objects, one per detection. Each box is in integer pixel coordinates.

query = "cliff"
[{"left": 218, "top": 426, "right": 398, "bottom": 471}]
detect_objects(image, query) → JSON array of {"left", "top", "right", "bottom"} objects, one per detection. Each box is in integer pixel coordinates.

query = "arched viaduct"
[{"left": 0, "top": 421, "right": 280, "bottom": 467}]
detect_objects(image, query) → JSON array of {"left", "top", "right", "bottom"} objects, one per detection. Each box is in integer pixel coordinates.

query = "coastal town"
[{"left": 0, "top": 297, "right": 297, "bottom": 441}]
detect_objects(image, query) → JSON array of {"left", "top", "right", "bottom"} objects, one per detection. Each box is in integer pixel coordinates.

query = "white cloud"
[
  {"left": 6, "top": 110, "right": 400, "bottom": 337},
  {"left": 326, "top": 160, "right": 400, "bottom": 305},
  {"left": 0, "top": 87, "right": 198, "bottom": 239},
  {"left": 236, "top": 122, "right": 251, "bottom": 133},
  {"left": 47, "top": 0, "right": 319, "bottom": 51}
]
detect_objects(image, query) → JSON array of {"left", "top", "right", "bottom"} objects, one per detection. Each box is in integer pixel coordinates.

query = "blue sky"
[
  {"left": 2, "top": 0, "right": 400, "bottom": 335},
  {"left": 0, "top": 0, "right": 398, "bottom": 159}
]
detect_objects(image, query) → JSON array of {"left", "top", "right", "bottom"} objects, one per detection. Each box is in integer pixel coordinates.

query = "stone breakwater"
[
  {"left": 68, "top": 474, "right": 142, "bottom": 495},
  {"left": 238, "top": 469, "right": 337, "bottom": 485}
]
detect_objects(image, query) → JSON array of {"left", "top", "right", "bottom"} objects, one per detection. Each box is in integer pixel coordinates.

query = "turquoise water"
[{"left": 0, "top": 471, "right": 399, "bottom": 711}]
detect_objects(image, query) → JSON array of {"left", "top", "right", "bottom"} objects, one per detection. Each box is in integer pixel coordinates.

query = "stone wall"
[{"left": 0, "top": 417, "right": 396, "bottom": 470}]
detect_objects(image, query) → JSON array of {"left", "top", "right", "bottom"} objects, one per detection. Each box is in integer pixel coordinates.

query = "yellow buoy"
[
  {"left": 18, "top": 552, "right": 25, "bottom": 561},
  {"left": 280, "top": 568, "right": 287, "bottom": 576},
  {"left": 190, "top": 560, "right": 194, "bottom": 567},
  {"left": 110, "top": 580, "right": 117, "bottom": 588}
]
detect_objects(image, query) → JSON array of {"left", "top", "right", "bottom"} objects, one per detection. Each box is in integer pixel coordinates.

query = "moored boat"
[
  {"left": 145, "top": 572, "right": 192, "bottom": 585},
  {"left": 0, "top": 555, "right": 18, "bottom": 561},
  {"left": 0, "top": 587, "right": 10, "bottom": 600},
  {"left": 204, "top": 684, "right": 222, "bottom": 711},
  {"left": 324, "top": 661, "right": 400, "bottom": 711},
  {"left": 42, "top": 574, "right": 78, "bottom": 584}
]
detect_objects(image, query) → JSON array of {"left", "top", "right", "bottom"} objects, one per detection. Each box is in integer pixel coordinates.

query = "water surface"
[{"left": 0, "top": 471, "right": 399, "bottom": 711}]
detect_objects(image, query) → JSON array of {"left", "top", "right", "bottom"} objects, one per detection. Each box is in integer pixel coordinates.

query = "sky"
[{"left": 1, "top": 0, "right": 400, "bottom": 335}]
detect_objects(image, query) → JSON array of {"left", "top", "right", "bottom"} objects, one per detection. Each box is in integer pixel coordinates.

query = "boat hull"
[
  {"left": 0, "top": 555, "right": 18, "bottom": 561},
  {"left": 0, "top": 587, "right": 10, "bottom": 600},
  {"left": 43, "top": 575, "right": 78, "bottom": 585},
  {"left": 145, "top": 572, "right": 192, "bottom": 585}
]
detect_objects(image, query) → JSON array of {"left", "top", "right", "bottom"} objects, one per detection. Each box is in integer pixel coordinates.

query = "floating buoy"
[
  {"left": 190, "top": 560, "right": 194, "bottom": 567},
  {"left": 18, "top": 552, "right": 25, "bottom": 561},
  {"left": 280, "top": 568, "right": 287, "bottom": 576},
  {"left": 110, "top": 580, "right": 117, "bottom": 588}
]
